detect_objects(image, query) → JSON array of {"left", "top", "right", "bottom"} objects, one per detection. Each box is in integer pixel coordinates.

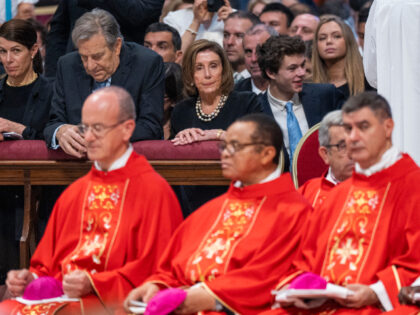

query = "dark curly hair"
[{"left": 257, "top": 35, "right": 305, "bottom": 80}]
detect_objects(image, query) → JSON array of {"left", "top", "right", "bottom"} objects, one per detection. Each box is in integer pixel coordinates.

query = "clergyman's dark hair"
[
  {"left": 342, "top": 91, "right": 392, "bottom": 120},
  {"left": 235, "top": 113, "right": 283, "bottom": 165}
]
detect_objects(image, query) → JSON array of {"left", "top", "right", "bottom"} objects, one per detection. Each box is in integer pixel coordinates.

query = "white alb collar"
[
  {"left": 94, "top": 144, "right": 133, "bottom": 172},
  {"left": 234, "top": 167, "right": 281, "bottom": 188},
  {"left": 355, "top": 145, "right": 402, "bottom": 177},
  {"left": 325, "top": 167, "right": 340, "bottom": 185}
]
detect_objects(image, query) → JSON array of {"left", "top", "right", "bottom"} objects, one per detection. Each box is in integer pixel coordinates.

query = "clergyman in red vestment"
[
  {"left": 0, "top": 87, "right": 183, "bottom": 314},
  {"left": 298, "top": 110, "right": 354, "bottom": 207},
  {"left": 123, "top": 114, "right": 311, "bottom": 314},
  {"left": 264, "top": 92, "right": 420, "bottom": 315}
]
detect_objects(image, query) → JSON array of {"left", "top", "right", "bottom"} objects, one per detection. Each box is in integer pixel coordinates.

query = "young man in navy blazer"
[{"left": 257, "top": 35, "right": 343, "bottom": 168}]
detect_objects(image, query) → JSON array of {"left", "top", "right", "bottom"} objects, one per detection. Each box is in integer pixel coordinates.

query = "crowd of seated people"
[{"left": 2, "top": 0, "right": 420, "bottom": 314}]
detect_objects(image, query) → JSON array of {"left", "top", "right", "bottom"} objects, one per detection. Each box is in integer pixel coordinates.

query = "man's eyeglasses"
[
  {"left": 77, "top": 120, "right": 127, "bottom": 138},
  {"left": 325, "top": 140, "right": 347, "bottom": 152},
  {"left": 218, "top": 141, "right": 267, "bottom": 155}
]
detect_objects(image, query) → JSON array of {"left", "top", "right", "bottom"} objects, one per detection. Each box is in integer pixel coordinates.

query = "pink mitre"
[
  {"left": 22, "top": 276, "right": 64, "bottom": 300},
  {"left": 145, "top": 288, "right": 187, "bottom": 315},
  {"left": 289, "top": 272, "right": 327, "bottom": 290}
]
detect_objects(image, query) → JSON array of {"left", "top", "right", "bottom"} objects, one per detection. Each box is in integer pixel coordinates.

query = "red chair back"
[{"left": 292, "top": 123, "right": 328, "bottom": 188}]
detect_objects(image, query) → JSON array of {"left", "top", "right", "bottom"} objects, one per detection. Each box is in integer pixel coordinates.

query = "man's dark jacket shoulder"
[
  {"left": 44, "top": 41, "right": 164, "bottom": 146},
  {"left": 44, "top": 0, "right": 164, "bottom": 77},
  {"left": 234, "top": 77, "right": 252, "bottom": 93}
]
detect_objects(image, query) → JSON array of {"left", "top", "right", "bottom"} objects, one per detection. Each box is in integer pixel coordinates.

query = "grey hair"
[
  {"left": 72, "top": 9, "right": 123, "bottom": 48},
  {"left": 318, "top": 110, "right": 343, "bottom": 147},
  {"left": 246, "top": 23, "right": 278, "bottom": 37},
  {"left": 101, "top": 86, "right": 136, "bottom": 121}
]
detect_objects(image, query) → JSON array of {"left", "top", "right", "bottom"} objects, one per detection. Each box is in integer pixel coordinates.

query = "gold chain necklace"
[{"left": 7, "top": 72, "right": 38, "bottom": 87}]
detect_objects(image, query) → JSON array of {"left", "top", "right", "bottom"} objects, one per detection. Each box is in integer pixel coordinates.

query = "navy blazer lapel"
[
  {"left": 21, "top": 77, "right": 42, "bottom": 126},
  {"left": 110, "top": 44, "right": 130, "bottom": 87},
  {"left": 258, "top": 92, "right": 274, "bottom": 117},
  {"left": 300, "top": 84, "right": 316, "bottom": 128},
  {"left": 76, "top": 63, "right": 92, "bottom": 105},
  {"left": 0, "top": 76, "right": 5, "bottom": 105}
]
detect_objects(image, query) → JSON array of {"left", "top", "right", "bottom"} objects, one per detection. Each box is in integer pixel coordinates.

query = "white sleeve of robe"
[{"left": 363, "top": 0, "right": 420, "bottom": 165}]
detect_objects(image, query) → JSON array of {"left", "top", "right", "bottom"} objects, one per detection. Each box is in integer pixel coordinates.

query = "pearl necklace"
[{"left": 195, "top": 94, "right": 227, "bottom": 122}]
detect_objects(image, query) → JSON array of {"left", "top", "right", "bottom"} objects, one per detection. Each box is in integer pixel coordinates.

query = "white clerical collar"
[
  {"left": 325, "top": 167, "right": 340, "bottom": 185},
  {"left": 234, "top": 167, "right": 281, "bottom": 188},
  {"left": 94, "top": 144, "right": 133, "bottom": 172},
  {"left": 355, "top": 145, "right": 402, "bottom": 176},
  {"left": 267, "top": 87, "right": 300, "bottom": 110}
]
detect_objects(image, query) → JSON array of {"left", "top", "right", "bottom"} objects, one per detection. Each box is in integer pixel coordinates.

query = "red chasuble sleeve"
[
  {"left": 375, "top": 170, "right": 420, "bottom": 308},
  {"left": 29, "top": 153, "right": 183, "bottom": 309},
  {"left": 146, "top": 174, "right": 311, "bottom": 314}
]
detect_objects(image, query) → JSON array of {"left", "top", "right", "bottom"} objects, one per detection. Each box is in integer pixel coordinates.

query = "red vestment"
[
  {"left": 385, "top": 305, "right": 420, "bottom": 315},
  {"left": 263, "top": 154, "right": 420, "bottom": 315},
  {"left": 0, "top": 152, "right": 183, "bottom": 315},
  {"left": 298, "top": 170, "right": 336, "bottom": 208},
  {"left": 144, "top": 173, "right": 311, "bottom": 314}
]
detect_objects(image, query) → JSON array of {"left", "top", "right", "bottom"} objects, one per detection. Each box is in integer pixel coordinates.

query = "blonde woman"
[{"left": 312, "top": 15, "right": 365, "bottom": 100}]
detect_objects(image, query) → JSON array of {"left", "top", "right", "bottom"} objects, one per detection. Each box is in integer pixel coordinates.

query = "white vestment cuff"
[{"left": 370, "top": 281, "right": 393, "bottom": 311}]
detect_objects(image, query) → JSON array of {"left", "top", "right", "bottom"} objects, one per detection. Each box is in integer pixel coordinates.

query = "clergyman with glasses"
[
  {"left": 123, "top": 113, "right": 311, "bottom": 315},
  {"left": 0, "top": 86, "right": 183, "bottom": 314},
  {"left": 298, "top": 110, "right": 354, "bottom": 207}
]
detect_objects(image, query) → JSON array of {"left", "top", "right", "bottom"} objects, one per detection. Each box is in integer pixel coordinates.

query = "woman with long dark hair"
[
  {"left": 0, "top": 19, "right": 52, "bottom": 140},
  {"left": 0, "top": 19, "right": 52, "bottom": 287}
]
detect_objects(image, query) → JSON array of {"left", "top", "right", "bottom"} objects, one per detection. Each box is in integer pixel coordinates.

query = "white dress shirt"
[
  {"left": 233, "top": 69, "right": 251, "bottom": 82},
  {"left": 267, "top": 87, "right": 309, "bottom": 155},
  {"left": 251, "top": 79, "right": 264, "bottom": 95},
  {"left": 0, "top": 0, "right": 37, "bottom": 23},
  {"left": 163, "top": 8, "right": 226, "bottom": 47}
]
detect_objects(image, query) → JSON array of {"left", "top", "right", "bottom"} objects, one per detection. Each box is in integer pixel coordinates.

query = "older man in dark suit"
[
  {"left": 44, "top": 9, "right": 164, "bottom": 158},
  {"left": 234, "top": 24, "right": 277, "bottom": 95},
  {"left": 44, "top": 0, "right": 164, "bottom": 77},
  {"left": 257, "top": 35, "right": 343, "bottom": 169}
]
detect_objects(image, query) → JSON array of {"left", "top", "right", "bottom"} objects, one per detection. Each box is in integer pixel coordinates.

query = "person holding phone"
[{"left": 163, "top": 0, "right": 234, "bottom": 54}]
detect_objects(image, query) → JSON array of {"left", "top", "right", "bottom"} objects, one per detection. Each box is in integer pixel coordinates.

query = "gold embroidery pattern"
[
  {"left": 186, "top": 198, "right": 263, "bottom": 283},
  {"left": 20, "top": 302, "right": 63, "bottom": 314},
  {"left": 322, "top": 189, "right": 381, "bottom": 285},
  {"left": 61, "top": 183, "right": 124, "bottom": 275}
]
